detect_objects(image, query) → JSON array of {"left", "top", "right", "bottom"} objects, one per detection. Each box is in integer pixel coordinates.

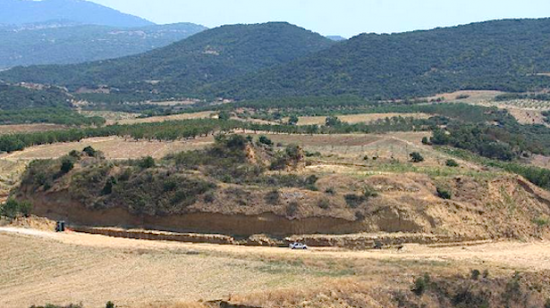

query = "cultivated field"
[
  {"left": 115, "top": 111, "right": 215, "bottom": 125},
  {"left": 297, "top": 113, "right": 431, "bottom": 126},
  {"left": 0, "top": 124, "right": 67, "bottom": 135},
  {"left": 0, "top": 227, "right": 548, "bottom": 307}
]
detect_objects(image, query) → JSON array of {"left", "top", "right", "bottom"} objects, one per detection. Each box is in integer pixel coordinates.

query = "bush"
[
  {"left": 102, "top": 176, "right": 117, "bottom": 195},
  {"left": 483, "top": 269, "right": 489, "bottom": 279},
  {"left": 325, "top": 187, "right": 336, "bottom": 195},
  {"left": 138, "top": 156, "right": 155, "bottom": 169},
  {"left": 106, "top": 302, "right": 115, "bottom": 308},
  {"left": 471, "top": 269, "right": 481, "bottom": 280},
  {"left": 422, "top": 136, "right": 432, "bottom": 145},
  {"left": 0, "top": 199, "right": 32, "bottom": 218},
  {"left": 545, "top": 299, "right": 550, "bottom": 308},
  {"left": 318, "top": 198, "right": 330, "bottom": 210},
  {"left": 345, "top": 194, "right": 365, "bottom": 208},
  {"left": 265, "top": 190, "right": 280, "bottom": 205},
  {"left": 60, "top": 157, "right": 75, "bottom": 174},
  {"left": 446, "top": 159, "right": 459, "bottom": 167},
  {"left": 258, "top": 135, "right": 273, "bottom": 146},
  {"left": 286, "top": 201, "right": 299, "bottom": 217},
  {"left": 410, "top": 152, "right": 424, "bottom": 163},
  {"left": 437, "top": 187, "right": 452, "bottom": 199},
  {"left": 412, "top": 276, "right": 428, "bottom": 296},
  {"left": 83, "top": 146, "right": 97, "bottom": 157}
]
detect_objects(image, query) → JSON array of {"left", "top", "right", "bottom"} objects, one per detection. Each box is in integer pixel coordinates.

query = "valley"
[{"left": 2, "top": 6, "right": 550, "bottom": 308}]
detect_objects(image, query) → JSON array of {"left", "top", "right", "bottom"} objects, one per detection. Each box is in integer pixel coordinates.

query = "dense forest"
[
  {"left": 5, "top": 19, "right": 550, "bottom": 101},
  {"left": 0, "top": 84, "right": 104, "bottom": 125},
  {"left": 210, "top": 19, "right": 550, "bottom": 100},
  {"left": 0, "top": 22, "right": 334, "bottom": 100}
]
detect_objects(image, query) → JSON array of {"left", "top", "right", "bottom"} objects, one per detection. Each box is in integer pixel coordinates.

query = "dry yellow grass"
[
  {"left": 0, "top": 124, "right": 66, "bottom": 135},
  {"left": 1, "top": 228, "right": 549, "bottom": 307},
  {"left": 0, "top": 136, "right": 212, "bottom": 160},
  {"left": 116, "top": 111, "right": 215, "bottom": 125},
  {"left": 297, "top": 113, "right": 431, "bottom": 126}
]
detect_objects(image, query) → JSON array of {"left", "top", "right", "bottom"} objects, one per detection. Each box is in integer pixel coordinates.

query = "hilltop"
[
  {"left": 0, "top": 22, "right": 207, "bottom": 68},
  {"left": 0, "top": 0, "right": 153, "bottom": 27},
  {"left": 0, "top": 22, "right": 335, "bottom": 100},
  {"left": 209, "top": 18, "right": 550, "bottom": 100}
]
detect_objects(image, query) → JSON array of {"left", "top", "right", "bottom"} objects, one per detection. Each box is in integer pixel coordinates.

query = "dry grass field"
[
  {"left": 116, "top": 112, "right": 215, "bottom": 125},
  {"left": 297, "top": 113, "right": 431, "bottom": 126},
  {"left": 0, "top": 136, "right": 212, "bottom": 161},
  {"left": 0, "top": 124, "right": 67, "bottom": 135},
  {"left": 0, "top": 228, "right": 549, "bottom": 307}
]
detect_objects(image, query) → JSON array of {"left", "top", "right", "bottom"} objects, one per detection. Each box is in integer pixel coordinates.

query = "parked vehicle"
[{"left": 289, "top": 242, "right": 308, "bottom": 250}]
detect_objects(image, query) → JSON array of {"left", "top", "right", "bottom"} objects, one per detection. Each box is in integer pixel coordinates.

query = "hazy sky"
[{"left": 89, "top": 0, "right": 550, "bottom": 37}]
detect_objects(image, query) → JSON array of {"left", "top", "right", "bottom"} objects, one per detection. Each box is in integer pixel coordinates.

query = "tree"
[
  {"left": 410, "top": 152, "right": 424, "bottom": 163},
  {"left": 325, "top": 116, "right": 342, "bottom": 127},
  {"left": 288, "top": 115, "right": 299, "bottom": 126},
  {"left": 218, "top": 110, "right": 231, "bottom": 121}
]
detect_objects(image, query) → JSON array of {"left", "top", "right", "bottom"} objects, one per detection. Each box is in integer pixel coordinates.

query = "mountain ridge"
[{"left": 0, "top": 0, "right": 153, "bottom": 27}]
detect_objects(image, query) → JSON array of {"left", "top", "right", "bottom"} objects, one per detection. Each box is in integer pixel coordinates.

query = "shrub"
[
  {"left": 258, "top": 135, "right": 273, "bottom": 146},
  {"left": 106, "top": 301, "right": 115, "bottom": 308},
  {"left": 318, "top": 198, "right": 330, "bottom": 210},
  {"left": 483, "top": 269, "right": 489, "bottom": 279},
  {"left": 355, "top": 211, "right": 366, "bottom": 221},
  {"left": 471, "top": 269, "right": 481, "bottom": 280},
  {"left": 325, "top": 187, "right": 336, "bottom": 195},
  {"left": 83, "top": 146, "right": 97, "bottom": 157},
  {"left": 412, "top": 276, "right": 428, "bottom": 296},
  {"left": 437, "top": 187, "right": 452, "bottom": 199},
  {"left": 138, "top": 156, "right": 155, "bottom": 169},
  {"left": 422, "top": 136, "right": 432, "bottom": 145},
  {"left": 60, "top": 157, "right": 75, "bottom": 174},
  {"left": 446, "top": 159, "right": 459, "bottom": 167},
  {"left": 69, "top": 150, "right": 81, "bottom": 159},
  {"left": 286, "top": 201, "right": 299, "bottom": 217},
  {"left": 545, "top": 299, "right": 550, "bottom": 308},
  {"left": 410, "top": 152, "right": 424, "bottom": 163},
  {"left": 344, "top": 194, "right": 365, "bottom": 208},
  {"left": 265, "top": 190, "right": 280, "bottom": 205},
  {"left": 102, "top": 176, "right": 117, "bottom": 195},
  {"left": 0, "top": 199, "right": 32, "bottom": 218}
]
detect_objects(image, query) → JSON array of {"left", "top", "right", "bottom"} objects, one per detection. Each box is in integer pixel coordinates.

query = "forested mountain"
[
  {"left": 0, "top": 0, "right": 153, "bottom": 27},
  {"left": 5, "top": 19, "right": 550, "bottom": 102},
  {"left": 0, "top": 21, "right": 207, "bottom": 68},
  {"left": 210, "top": 18, "right": 550, "bottom": 100},
  {"left": 0, "top": 22, "right": 335, "bottom": 99}
]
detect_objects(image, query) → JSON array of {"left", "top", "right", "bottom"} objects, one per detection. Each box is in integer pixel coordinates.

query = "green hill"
[
  {"left": 0, "top": 22, "right": 334, "bottom": 100},
  {"left": 0, "top": 22, "right": 206, "bottom": 69},
  {"left": 208, "top": 18, "right": 550, "bottom": 100}
]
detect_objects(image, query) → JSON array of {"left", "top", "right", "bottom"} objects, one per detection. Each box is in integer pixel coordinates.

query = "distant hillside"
[
  {"left": 0, "top": 22, "right": 207, "bottom": 68},
  {"left": 327, "top": 35, "right": 346, "bottom": 41},
  {"left": 1, "top": 0, "right": 153, "bottom": 27},
  {"left": 0, "top": 22, "right": 334, "bottom": 100},
  {"left": 209, "top": 18, "right": 550, "bottom": 100}
]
